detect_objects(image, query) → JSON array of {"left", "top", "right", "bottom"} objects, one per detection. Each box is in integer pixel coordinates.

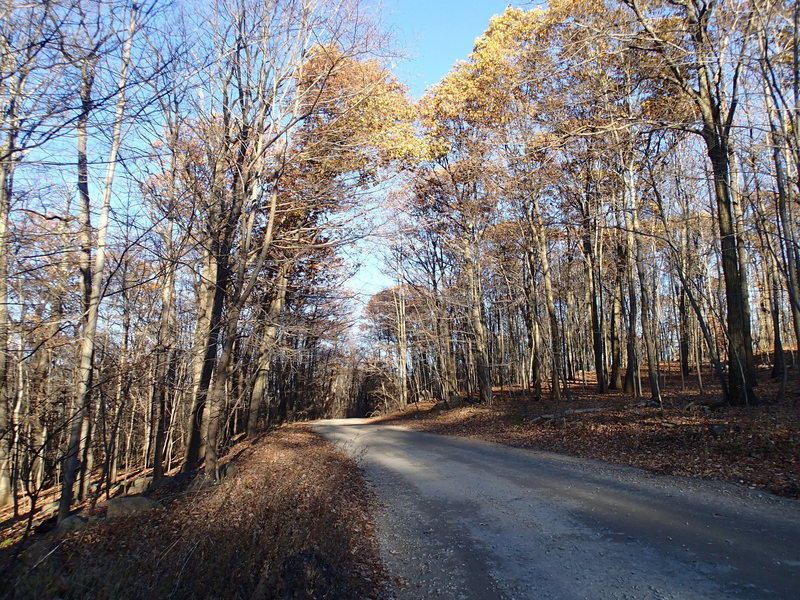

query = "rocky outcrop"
[
  {"left": 126, "top": 475, "right": 153, "bottom": 495},
  {"left": 100, "top": 495, "right": 163, "bottom": 518},
  {"left": 52, "top": 514, "right": 88, "bottom": 539},
  {"left": 219, "top": 462, "right": 238, "bottom": 481},
  {"left": 21, "top": 539, "right": 62, "bottom": 568}
]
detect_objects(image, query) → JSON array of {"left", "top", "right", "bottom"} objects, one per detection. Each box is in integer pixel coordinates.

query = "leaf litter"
[
  {"left": 370, "top": 369, "right": 800, "bottom": 498},
  {"left": 2, "top": 425, "right": 389, "bottom": 600}
]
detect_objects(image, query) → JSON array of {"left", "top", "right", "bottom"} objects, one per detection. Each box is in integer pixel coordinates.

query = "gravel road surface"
[{"left": 312, "top": 419, "right": 800, "bottom": 600}]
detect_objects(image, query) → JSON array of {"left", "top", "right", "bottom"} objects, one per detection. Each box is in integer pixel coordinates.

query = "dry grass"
[
  {"left": 1, "top": 425, "right": 386, "bottom": 600},
  {"left": 372, "top": 366, "right": 800, "bottom": 498}
]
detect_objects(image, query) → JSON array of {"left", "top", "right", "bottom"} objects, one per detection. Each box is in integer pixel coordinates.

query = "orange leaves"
[
  {"left": 417, "top": 6, "right": 557, "bottom": 154},
  {"left": 297, "top": 44, "right": 424, "bottom": 176}
]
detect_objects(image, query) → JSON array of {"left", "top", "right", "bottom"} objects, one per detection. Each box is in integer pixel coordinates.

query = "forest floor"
[
  {"left": 370, "top": 365, "right": 800, "bottom": 498},
  {"left": 0, "top": 425, "right": 387, "bottom": 600}
]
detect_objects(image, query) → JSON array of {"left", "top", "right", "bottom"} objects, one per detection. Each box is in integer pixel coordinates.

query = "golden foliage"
[{"left": 298, "top": 44, "right": 426, "bottom": 175}]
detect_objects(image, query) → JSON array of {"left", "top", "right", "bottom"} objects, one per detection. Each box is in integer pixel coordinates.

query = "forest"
[{"left": 0, "top": 0, "right": 797, "bottom": 528}]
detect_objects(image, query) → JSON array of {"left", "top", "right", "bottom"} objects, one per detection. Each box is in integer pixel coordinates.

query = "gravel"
[{"left": 313, "top": 419, "right": 800, "bottom": 600}]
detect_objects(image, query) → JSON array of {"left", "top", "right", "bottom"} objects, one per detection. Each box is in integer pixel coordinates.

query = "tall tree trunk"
[
  {"left": 521, "top": 288, "right": 542, "bottom": 398},
  {"left": 625, "top": 166, "right": 661, "bottom": 404},
  {"left": 247, "top": 264, "right": 290, "bottom": 436},
  {"left": 583, "top": 232, "right": 607, "bottom": 394},
  {"left": 183, "top": 246, "right": 226, "bottom": 472},
  {"left": 633, "top": 228, "right": 661, "bottom": 404},
  {"left": 678, "top": 217, "right": 692, "bottom": 379},
  {"left": 0, "top": 135, "right": 15, "bottom": 506},
  {"left": 463, "top": 243, "right": 492, "bottom": 404},
  {"left": 609, "top": 283, "right": 624, "bottom": 390},
  {"left": 528, "top": 197, "right": 564, "bottom": 400},
  {"left": 707, "top": 141, "right": 757, "bottom": 405},
  {"left": 436, "top": 300, "right": 458, "bottom": 406},
  {"left": 153, "top": 220, "right": 177, "bottom": 481},
  {"left": 60, "top": 6, "right": 136, "bottom": 520},
  {"left": 394, "top": 281, "right": 409, "bottom": 408},
  {"left": 622, "top": 211, "right": 640, "bottom": 396},
  {"left": 767, "top": 253, "right": 786, "bottom": 379}
]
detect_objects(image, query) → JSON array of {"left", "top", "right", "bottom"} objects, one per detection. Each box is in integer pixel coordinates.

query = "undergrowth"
[{"left": 1, "top": 425, "right": 384, "bottom": 600}]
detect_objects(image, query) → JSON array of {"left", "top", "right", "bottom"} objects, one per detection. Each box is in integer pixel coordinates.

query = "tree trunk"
[
  {"left": 153, "top": 220, "right": 177, "bottom": 481},
  {"left": 436, "top": 300, "right": 458, "bottom": 406},
  {"left": 706, "top": 141, "right": 757, "bottom": 405},
  {"left": 622, "top": 215, "right": 640, "bottom": 396},
  {"left": 394, "top": 281, "right": 409, "bottom": 408},
  {"left": 0, "top": 141, "right": 14, "bottom": 506},
  {"left": 584, "top": 232, "right": 608, "bottom": 394},
  {"left": 528, "top": 197, "right": 564, "bottom": 400},
  {"left": 183, "top": 244, "right": 226, "bottom": 472},
  {"left": 767, "top": 253, "right": 786, "bottom": 379},
  {"left": 609, "top": 284, "right": 624, "bottom": 390},
  {"left": 247, "top": 264, "right": 290, "bottom": 436},
  {"left": 463, "top": 243, "right": 492, "bottom": 404},
  {"left": 634, "top": 231, "right": 661, "bottom": 404},
  {"left": 60, "top": 8, "right": 136, "bottom": 520}
]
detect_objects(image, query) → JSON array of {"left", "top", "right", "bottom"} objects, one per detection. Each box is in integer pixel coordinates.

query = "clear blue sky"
[{"left": 380, "top": 0, "right": 519, "bottom": 98}]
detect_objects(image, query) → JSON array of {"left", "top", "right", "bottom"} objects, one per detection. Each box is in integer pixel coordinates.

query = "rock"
[
  {"left": 189, "top": 474, "right": 214, "bottom": 491},
  {"left": 87, "top": 513, "right": 106, "bottom": 525},
  {"left": 127, "top": 475, "right": 153, "bottom": 495},
  {"left": 708, "top": 424, "right": 727, "bottom": 438},
  {"left": 531, "top": 407, "right": 604, "bottom": 425},
  {"left": 219, "top": 462, "right": 238, "bottom": 481},
  {"left": 150, "top": 474, "right": 176, "bottom": 489},
  {"left": 100, "top": 495, "right": 163, "bottom": 518},
  {"left": 686, "top": 400, "right": 725, "bottom": 413},
  {"left": 21, "top": 539, "right": 61, "bottom": 567},
  {"left": 435, "top": 396, "right": 466, "bottom": 410},
  {"left": 40, "top": 500, "right": 60, "bottom": 515},
  {"left": 638, "top": 400, "right": 661, "bottom": 408},
  {"left": 564, "top": 407, "right": 604, "bottom": 416},
  {"left": 52, "top": 514, "right": 87, "bottom": 539}
]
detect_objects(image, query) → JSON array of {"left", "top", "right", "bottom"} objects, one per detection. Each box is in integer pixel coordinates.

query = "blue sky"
[
  {"left": 345, "top": 1, "right": 522, "bottom": 308},
  {"left": 380, "top": 0, "right": 518, "bottom": 98}
]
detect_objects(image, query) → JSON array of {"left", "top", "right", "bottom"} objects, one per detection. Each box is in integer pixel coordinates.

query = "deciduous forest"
[{"left": 0, "top": 0, "right": 798, "bottom": 534}]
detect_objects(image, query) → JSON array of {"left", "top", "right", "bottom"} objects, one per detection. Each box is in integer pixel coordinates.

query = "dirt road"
[{"left": 312, "top": 419, "right": 800, "bottom": 600}]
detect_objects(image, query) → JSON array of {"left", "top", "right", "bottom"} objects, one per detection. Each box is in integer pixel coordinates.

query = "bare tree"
[{"left": 59, "top": 0, "right": 140, "bottom": 521}]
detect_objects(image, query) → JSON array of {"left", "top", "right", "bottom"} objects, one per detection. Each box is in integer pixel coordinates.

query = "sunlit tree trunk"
[
  {"left": 625, "top": 0, "right": 756, "bottom": 405},
  {"left": 393, "top": 280, "right": 409, "bottom": 408},
  {"left": 463, "top": 242, "right": 492, "bottom": 404},
  {"left": 60, "top": 4, "right": 137, "bottom": 520},
  {"left": 609, "top": 280, "right": 624, "bottom": 390},
  {"left": 0, "top": 124, "right": 15, "bottom": 506},
  {"left": 183, "top": 243, "right": 226, "bottom": 472},
  {"left": 526, "top": 197, "right": 563, "bottom": 400}
]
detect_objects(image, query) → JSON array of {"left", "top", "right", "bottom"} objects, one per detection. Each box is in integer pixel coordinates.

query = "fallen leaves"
[
  {"left": 371, "top": 371, "right": 800, "bottom": 498},
  {"left": 4, "top": 425, "right": 388, "bottom": 600}
]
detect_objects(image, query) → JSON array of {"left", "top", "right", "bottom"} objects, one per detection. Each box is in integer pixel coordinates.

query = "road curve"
[{"left": 311, "top": 419, "right": 800, "bottom": 600}]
